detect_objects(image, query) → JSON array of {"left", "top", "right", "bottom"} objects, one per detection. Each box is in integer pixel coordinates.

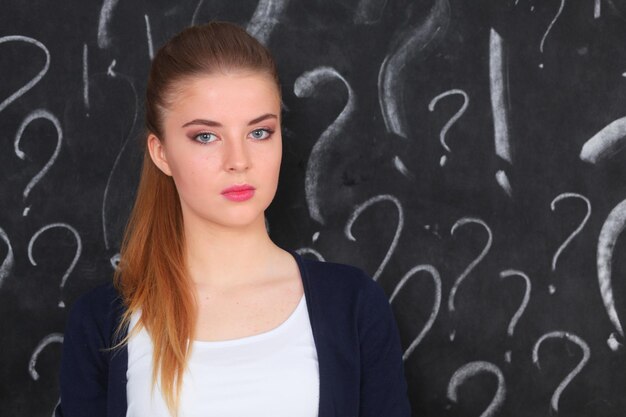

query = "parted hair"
[{"left": 113, "top": 21, "right": 280, "bottom": 416}]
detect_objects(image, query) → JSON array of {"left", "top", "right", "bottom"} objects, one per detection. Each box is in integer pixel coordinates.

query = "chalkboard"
[{"left": 2, "top": 0, "right": 626, "bottom": 416}]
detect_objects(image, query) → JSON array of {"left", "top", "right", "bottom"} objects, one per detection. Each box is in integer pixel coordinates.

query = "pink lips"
[{"left": 221, "top": 184, "right": 255, "bottom": 202}]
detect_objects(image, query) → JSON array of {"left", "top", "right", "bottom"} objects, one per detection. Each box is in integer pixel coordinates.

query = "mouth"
[{"left": 221, "top": 184, "right": 256, "bottom": 201}]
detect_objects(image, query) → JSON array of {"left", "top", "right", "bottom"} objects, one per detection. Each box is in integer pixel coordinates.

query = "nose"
[{"left": 223, "top": 138, "right": 250, "bottom": 172}]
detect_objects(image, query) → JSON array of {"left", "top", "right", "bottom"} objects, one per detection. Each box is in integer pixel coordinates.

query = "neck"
[{"left": 183, "top": 214, "right": 281, "bottom": 289}]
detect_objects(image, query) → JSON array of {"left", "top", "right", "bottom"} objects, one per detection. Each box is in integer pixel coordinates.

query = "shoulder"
[
  {"left": 294, "top": 252, "right": 390, "bottom": 312},
  {"left": 297, "top": 255, "right": 371, "bottom": 289},
  {"left": 65, "top": 282, "right": 124, "bottom": 346}
]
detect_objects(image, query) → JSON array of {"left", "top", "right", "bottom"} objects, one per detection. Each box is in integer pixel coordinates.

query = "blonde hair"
[{"left": 113, "top": 21, "right": 280, "bottom": 416}]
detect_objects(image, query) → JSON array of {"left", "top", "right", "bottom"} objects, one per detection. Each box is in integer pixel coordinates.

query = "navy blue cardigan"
[{"left": 55, "top": 251, "right": 411, "bottom": 417}]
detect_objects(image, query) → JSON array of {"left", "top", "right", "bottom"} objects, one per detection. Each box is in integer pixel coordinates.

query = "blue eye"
[
  {"left": 249, "top": 129, "right": 272, "bottom": 140},
  {"left": 194, "top": 132, "right": 217, "bottom": 144}
]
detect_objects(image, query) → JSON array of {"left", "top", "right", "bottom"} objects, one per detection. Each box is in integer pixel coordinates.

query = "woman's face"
[{"left": 148, "top": 71, "right": 282, "bottom": 230}]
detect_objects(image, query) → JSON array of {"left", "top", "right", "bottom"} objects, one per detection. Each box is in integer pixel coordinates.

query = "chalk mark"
[
  {"left": 29, "top": 333, "right": 64, "bottom": 380},
  {"left": 345, "top": 195, "right": 404, "bottom": 281},
  {"left": 28, "top": 223, "right": 82, "bottom": 308},
  {"left": 98, "top": 0, "right": 121, "bottom": 49},
  {"left": 447, "top": 361, "right": 506, "bottom": 417},
  {"left": 14, "top": 110, "right": 63, "bottom": 203},
  {"left": 0, "top": 36, "right": 50, "bottom": 114},
  {"left": 390, "top": 265, "right": 441, "bottom": 360},
  {"left": 532, "top": 331, "right": 590, "bottom": 412}
]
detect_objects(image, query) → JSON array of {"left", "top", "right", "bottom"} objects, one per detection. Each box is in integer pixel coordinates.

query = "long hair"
[{"left": 113, "top": 22, "right": 280, "bottom": 416}]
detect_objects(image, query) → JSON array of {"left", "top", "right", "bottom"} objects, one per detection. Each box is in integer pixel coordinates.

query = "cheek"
[
  {"left": 167, "top": 151, "right": 216, "bottom": 190},
  {"left": 262, "top": 144, "right": 282, "bottom": 179}
]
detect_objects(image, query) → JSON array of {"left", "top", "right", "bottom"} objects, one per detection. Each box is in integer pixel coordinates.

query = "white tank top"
[{"left": 126, "top": 295, "right": 319, "bottom": 417}]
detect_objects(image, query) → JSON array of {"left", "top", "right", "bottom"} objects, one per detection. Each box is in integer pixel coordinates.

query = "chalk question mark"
[
  {"left": 0, "top": 35, "right": 50, "bottom": 114},
  {"left": 538, "top": 0, "right": 566, "bottom": 68},
  {"left": 389, "top": 264, "right": 441, "bottom": 361},
  {"left": 532, "top": 331, "right": 590, "bottom": 413},
  {"left": 28, "top": 333, "right": 64, "bottom": 381},
  {"left": 597, "top": 198, "right": 626, "bottom": 351},
  {"left": 14, "top": 109, "right": 63, "bottom": 216},
  {"left": 29, "top": 333, "right": 64, "bottom": 416},
  {"left": 294, "top": 66, "right": 356, "bottom": 226},
  {"left": 378, "top": 0, "right": 451, "bottom": 139},
  {"left": 344, "top": 194, "right": 404, "bottom": 282},
  {"left": 428, "top": 89, "right": 469, "bottom": 166},
  {"left": 448, "top": 217, "right": 493, "bottom": 340},
  {"left": 447, "top": 361, "right": 506, "bottom": 417},
  {"left": 549, "top": 193, "right": 591, "bottom": 293},
  {"left": 28, "top": 223, "right": 82, "bottom": 308},
  {"left": 0, "top": 227, "right": 15, "bottom": 290},
  {"left": 499, "top": 269, "right": 531, "bottom": 363}
]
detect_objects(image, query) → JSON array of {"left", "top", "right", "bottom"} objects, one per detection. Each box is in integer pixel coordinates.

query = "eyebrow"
[{"left": 181, "top": 113, "right": 278, "bottom": 128}]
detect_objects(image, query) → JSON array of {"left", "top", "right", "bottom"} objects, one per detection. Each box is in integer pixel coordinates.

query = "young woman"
[{"left": 56, "top": 22, "right": 410, "bottom": 417}]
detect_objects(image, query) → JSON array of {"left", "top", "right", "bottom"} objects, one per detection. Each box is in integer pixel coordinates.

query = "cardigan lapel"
[{"left": 289, "top": 250, "right": 335, "bottom": 417}]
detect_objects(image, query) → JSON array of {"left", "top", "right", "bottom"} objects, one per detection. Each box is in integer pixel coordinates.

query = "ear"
[{"left": 147, "top": 133, "right": 173, "bottom": 176}]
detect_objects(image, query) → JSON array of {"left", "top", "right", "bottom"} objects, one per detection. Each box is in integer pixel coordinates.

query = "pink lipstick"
[{"left": 221, "top": 184, "right": 255, "bottom": 202}]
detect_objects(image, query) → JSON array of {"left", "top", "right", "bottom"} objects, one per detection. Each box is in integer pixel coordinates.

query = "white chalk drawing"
[
  {"left": 14, "top": 109, "right": 63, "bottom": 212},
  {"left": 499, "top": 269, "right": 531, "bottom": 362},
  {"left": 295, "top": 247, "right": 325, "bottom": 262},
  {"left": 393, "top": 155, "right": 414, "bottom": 178},
  {"left": 144, "top": 14, "right": 154, "bottom": 60},
  {"left": 597, "top": 198, "right": 626, "bottom": 348},
  {"left": 97, "top": 0, "right": 120, "bottom": 49},
  {"left": 595, "top": 0, "right": 601, "bottom": 18},
  {"left": 107, "top": 59, "right": 117, "bottom": 77},
  {"left": 191, "top": 0, "right": 206, "bottom": 25},
  {"left": 447, "top": 361, "right": 506, "bottom": 417},
  {"left": 28, "top": 223, "right": 82, "bottom": 308},
  {"left": 29, "top": 333, "right": 64, "bottom": 380},
  {"left": 428, "top": 89, "right": 469, "bottom": 166},
  {"left": 495, "top": 170, "right": 513, "bottom": 197},
  {"left": 110, "top": 253, "right": 121, "bottom": 270},
  {"left": 51, "top": 398, "right": 61, "bottom": 417},
  {"left": 378, "top": 0, "right": 450, "bottom": 138},
  {"left": 0, "top": 227, "right": 14, "bottom": 290},
  {"left": 539, "top": 0, "right": 566, "bottom": 68},
  {"left": 532, "top": 331, "right": 590, "bottom": 412},
  {"left": 345, "top": 195, "right": 404, "bottom": 281},
  {"left": 82, "top": 44, "right": 89, "bottom": 112},
  {"left": 101, "top": 74, "right": 139, "bottom": 250},
  {"left": 448, "top": 217, "right": 493, "bottom": 315},
  {"left": 607, "top": 333, "right": 622, "bottom": 351},
  {"left": 580, "top": 115, "right": 626, "bottom": 164},
  {"left": 550, "top": 193, "right": 591, "bottom": 273},
  {"left": 490, "top": 28, "right": 515, "bottom": 197},
  {"left": 0, "top": 35, "right": 50, "bottom": 114},
  {"left": 354, "top": 0, "right": 388, "bottom": 24},
  {"left": 247, "top": 0, "right": 291, "bottom": 45},
  {"left": 294, "top": 67, "right": 355, "bottom": 225},
  {"left": 389, "top": 264, "right": 441, "bottom": 360},
  {"left": 489, "top": 28, "right": 512, "bottom": 164}
]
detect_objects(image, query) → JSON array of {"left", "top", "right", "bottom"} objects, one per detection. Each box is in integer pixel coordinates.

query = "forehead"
[{"left": 164, "top": 72, "right": 281, "bottom": 121}]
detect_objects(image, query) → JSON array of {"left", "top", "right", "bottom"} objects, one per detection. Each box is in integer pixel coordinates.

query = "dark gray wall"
[{"left": 2, "top": 0, "right": 626, "bottom": 416}]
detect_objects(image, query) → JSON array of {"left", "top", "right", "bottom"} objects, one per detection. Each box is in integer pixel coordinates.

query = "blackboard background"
[{"left": 2, "top": 0, "right": 626, "bottom": 416}]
